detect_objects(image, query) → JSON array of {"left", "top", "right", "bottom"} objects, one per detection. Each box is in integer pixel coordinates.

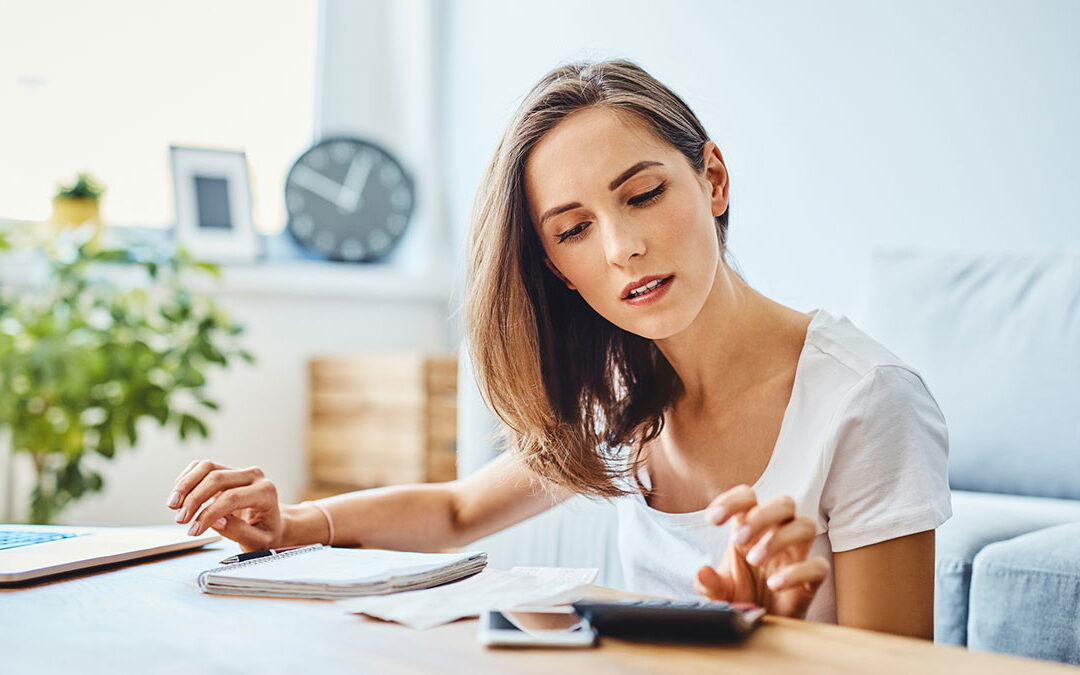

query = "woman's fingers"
[
  {"left": 704, "top": 484, "right": 757, "bottom": 526},
  {"left": 172, "top": 464, "right": 265, "bottom": 525},
  {"left": 166, "top": 460, "right": 203, "bottom": 508},
  {"left": 732, "top": 495, "right": 796, "bottom": 551},
  {"left": 766, "top": 556, "right": 830, "bottom": 592},
  {"left": 694, "top": 565, "right": 734, "bottom": 602},
  {"left": 168, "top": 459, "right": 227, "bottom": 510},
  {"left": 210, "top": 514, "right": 275, "bottom": 553},
  {"left": 745, "top": 516, "right": 815, "bottom": 566},
  {"left": 187, "top": 483, "right": 273, "bottom": 536}
]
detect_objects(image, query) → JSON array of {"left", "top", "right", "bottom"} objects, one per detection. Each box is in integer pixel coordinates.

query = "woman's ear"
[
  {"left": 701, "top": 141, "right": 729, "bottom": 218},
  {"left": 544, "top": 257, "right": 576, "bottom": 290}
]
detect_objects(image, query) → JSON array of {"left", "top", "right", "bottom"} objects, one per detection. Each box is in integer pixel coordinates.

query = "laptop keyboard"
[{"left": 0, "top": 529, "right": 87, "bottom": 551}]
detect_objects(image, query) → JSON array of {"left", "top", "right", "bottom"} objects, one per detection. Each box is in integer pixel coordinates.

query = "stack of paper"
[
  {"left": 197, "top": 544, "right": 487, "bottom": 599},
  {"left": 338, "top": 566, "right": 599, "bottom": 629}
]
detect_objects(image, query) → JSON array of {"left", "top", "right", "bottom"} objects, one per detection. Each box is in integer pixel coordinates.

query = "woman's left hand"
[{"left": 694, "top": 484, "right": 829, "bottom": 618}]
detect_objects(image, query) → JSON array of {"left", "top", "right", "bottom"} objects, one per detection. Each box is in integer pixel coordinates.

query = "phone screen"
[{"left": 486, "top": 610, "right": 589, "bottom": 635}]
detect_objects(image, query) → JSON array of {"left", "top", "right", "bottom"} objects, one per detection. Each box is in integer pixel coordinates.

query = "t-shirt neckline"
[{"left": 631, "top": 308, "right": 826, "bottom": 527}]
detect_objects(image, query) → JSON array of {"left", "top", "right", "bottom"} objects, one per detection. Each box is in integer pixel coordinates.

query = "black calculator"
[{"left": 571, "top": 599, "right": 766, "bottom": 643}]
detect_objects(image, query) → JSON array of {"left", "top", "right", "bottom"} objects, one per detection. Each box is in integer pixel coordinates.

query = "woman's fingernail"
[
  {"left": 174, "top": 508, "right": 187, "bottom": 523},
  {"left": 187, "top": 521, "right": 199, "bottom": 536},
  {"left": 213, "top": 518, "right": 227, "bottom": 529},
  {"left": 167, "top": 491, "right": 180, "bottom": 508},
  {"left": 735, "top": 525, "right": 752, "bottom": 545},
  {"left": 746, "top": 545, "right": 766, "bottom": 565},
  {"left": 767, "top": 575, "right": 785, "bottom": 590},
  {"left": 705, "top": 507, "right": 727, "bottom": 524}
]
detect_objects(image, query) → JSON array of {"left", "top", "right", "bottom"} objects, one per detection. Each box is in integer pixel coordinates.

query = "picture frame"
[{"left": 169, "top": 145, "right": 260, "bottom": 263}]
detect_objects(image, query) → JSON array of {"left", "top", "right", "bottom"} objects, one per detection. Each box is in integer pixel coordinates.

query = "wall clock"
[{"left": 284, "top": 136, "right": 415, "bottom": 262}]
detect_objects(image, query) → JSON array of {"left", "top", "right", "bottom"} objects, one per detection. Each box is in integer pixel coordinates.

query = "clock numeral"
[
  {"left": 387, "top": 214, "right": 408, "bottom": 235},
  {"left": 340, "top": 238, "right": 367, "bottom": 261},
  {"left": 368, "top": 228, "right": 392, "bottom": 255},
  {"left": 307, "top": 149, "right": 328, "bottom": 169},
  {"left": 391, "top": 187, "right": 411, "bottom": 210},
  {"left": 286, "top": 189, "right": 305, "bottom": 213},
  {"left": 379, "top": 163, "right": 402, "bottom": 187},
  {"left": 314, "top": 231, "right": 337, "bottom": 255},
  {"left": 292, "top": 215, "right": 315, "bottom": 238},
  {"left": 330, "top": 141, "right": 354, "bottom": 163}
]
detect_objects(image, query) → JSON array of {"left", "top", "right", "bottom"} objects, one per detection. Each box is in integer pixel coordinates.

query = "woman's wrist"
[{"left": 279, "top": 502, "right": 331, "bottom": 547}]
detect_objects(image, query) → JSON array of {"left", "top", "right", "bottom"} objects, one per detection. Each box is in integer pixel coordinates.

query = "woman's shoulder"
[
  {"left": 804, "top": 309, "right": 918, "bottom": 381},
  {"left": 796, "top": 309, "right": 945, "bottom": 437}
]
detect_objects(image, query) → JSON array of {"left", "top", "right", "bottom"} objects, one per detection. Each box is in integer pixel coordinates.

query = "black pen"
[{"left": 219, "top": 546, "right": 308, "bottom": 565}]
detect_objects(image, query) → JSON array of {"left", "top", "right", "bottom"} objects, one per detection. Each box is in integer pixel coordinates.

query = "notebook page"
[{"left": 212, "top": 547, "right": 482, "bottom": 584}]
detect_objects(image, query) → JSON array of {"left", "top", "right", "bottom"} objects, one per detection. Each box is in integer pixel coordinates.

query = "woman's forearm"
[
  {"left": 280, "top": 453, "right": 566, "bottom": 552},
  {"left": 281, "top": 482, "right": 466, "bottom": 551}
]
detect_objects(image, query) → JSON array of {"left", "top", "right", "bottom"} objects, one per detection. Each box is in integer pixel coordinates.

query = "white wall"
[{"left": 441, "top": 0, "right": 1080, "bottom": 320}]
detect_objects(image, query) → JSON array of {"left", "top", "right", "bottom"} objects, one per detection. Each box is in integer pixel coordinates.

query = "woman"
[{"left": 166, "top": 60, "right": 950, "bottom": 638}]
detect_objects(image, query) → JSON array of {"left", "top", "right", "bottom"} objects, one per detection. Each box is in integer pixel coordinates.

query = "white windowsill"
[{"left": 0, "top": 219, "right": 454, "bottom": 303}]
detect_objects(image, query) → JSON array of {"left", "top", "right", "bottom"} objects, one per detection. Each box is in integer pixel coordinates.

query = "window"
[{"left": 0, "top": 0, "right": 318, "bottom": 233}]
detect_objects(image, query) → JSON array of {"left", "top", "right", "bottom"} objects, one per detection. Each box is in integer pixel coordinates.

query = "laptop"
[{"left": 0, "top": 523, "right": 220, "bottom": 583}]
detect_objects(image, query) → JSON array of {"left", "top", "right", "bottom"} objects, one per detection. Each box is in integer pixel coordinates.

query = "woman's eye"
[
  {"left": 557, "top": 222, "right": 590, "bottom": 244},
  {"left": 628, "top": 181, "right": 667, "bottom": 207}
]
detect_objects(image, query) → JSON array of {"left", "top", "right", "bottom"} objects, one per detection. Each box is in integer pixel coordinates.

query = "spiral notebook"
[{"left": 197, "top": 544, "right": 487, "bottom": 599}]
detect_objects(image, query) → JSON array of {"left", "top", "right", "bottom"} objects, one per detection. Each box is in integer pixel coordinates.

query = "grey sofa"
[{"left": 860, "top": 250, "right": 1080, "bottom": 664}]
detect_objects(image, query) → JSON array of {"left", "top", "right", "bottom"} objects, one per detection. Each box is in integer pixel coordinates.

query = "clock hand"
[
  {"left": 338, "top": 152, "right": 376, "bottom": 212},
  {"left": 291, "top": 165, "right": 346, "bottom": 205}
]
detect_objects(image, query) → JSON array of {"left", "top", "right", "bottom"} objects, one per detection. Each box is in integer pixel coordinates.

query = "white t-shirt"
[{"left": 615, "top": 308, "right": 951, "bottom": 623}]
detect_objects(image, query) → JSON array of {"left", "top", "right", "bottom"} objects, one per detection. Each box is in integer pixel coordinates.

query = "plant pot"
[{"left": 50, "top": 196, "right": 103, "bottom": 250}]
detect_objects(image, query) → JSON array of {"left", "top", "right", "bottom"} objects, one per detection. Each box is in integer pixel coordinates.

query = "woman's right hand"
[{"left": 166, "top": 459, "right": 284, "bottom": 552}]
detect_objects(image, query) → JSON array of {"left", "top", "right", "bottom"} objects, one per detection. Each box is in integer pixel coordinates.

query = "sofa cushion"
[
  {"left": 968, "top": 522, "right": 1080, "bottom": 664},
  {"left": 935, "top": 490, "right": 1080, "bottom": 645},
  {"left": 861, "top": 250, "right": 1080, "bottom": 500}
]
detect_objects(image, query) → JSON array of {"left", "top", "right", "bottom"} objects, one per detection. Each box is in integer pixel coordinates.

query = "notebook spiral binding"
[{"left": 197, "top": 543, "right": 325, "bottom": 586}]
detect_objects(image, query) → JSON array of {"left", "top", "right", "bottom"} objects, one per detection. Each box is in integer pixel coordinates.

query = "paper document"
[{"left": 338, "top": 566, "right": 599, "bottom": 629}]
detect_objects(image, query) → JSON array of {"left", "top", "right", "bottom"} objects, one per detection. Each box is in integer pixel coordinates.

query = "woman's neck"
[{"left": 654, "top": 259, "right": 809, "bottom": 412}]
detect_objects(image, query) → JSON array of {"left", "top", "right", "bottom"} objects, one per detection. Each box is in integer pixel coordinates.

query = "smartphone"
[{"left": 477, "top": 607, "right": 598, "bottom": 648}]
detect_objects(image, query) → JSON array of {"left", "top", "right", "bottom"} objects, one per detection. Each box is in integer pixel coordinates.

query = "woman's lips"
[{"left": 622, "top": 275, "right": 674, "bottom": 306}]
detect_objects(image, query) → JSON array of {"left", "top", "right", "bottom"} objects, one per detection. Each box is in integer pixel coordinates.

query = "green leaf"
[
  {"left": 191, "top": 261, "right": 222, "bottom": 278},
  {"left": 91, "top": 249, "right": 134, "bottom": 264},
  {"left": 123, "top": 415, "right": 138, "bottom": 447},
  {"left": 179, "top": 413, "right": 208, "bottom": 440}
]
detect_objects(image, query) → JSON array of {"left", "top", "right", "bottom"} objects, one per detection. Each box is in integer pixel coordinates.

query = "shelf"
[
  {"left": 0, "top": 221, "right": 454, "bottom": 304},
  {"left": 209, "top": 261, "right": 453, "bottom": 302}
]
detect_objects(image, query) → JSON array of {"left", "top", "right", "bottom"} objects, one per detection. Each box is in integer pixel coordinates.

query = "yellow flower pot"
[{"left": 50, "top": 196, "right": 104, "bottom": 250}]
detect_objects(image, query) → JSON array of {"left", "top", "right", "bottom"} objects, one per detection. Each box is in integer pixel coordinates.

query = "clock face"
[{"left": 284, "top": 137, "right": 415, "bottom": 262}]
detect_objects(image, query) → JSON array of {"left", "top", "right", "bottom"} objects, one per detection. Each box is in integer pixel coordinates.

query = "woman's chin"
[{"left": 616, "top": 313, "right": 695, "bottom": 342}]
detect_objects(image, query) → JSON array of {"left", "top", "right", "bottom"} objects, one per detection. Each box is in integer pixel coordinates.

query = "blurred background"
[{"left": 0, "top": 0, "right": 1077, "bottom": 530}]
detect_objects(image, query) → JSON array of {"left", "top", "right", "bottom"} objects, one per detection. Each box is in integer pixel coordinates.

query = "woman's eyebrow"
[
  {"left": 538, "top": 160, "right": 665, "bottom": 228},
  {"left": 608, "top": 160, "right": 663, "bottom": 191}
]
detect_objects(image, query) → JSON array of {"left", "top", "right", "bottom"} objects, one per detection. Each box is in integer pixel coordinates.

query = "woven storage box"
[{"left": 307, "top": 353, "right": 457, "bottom": 493}]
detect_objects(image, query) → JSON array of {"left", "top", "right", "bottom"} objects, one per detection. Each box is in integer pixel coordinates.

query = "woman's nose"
[{"left": 600, "top": 219, "right": 646, "bottom": 266}]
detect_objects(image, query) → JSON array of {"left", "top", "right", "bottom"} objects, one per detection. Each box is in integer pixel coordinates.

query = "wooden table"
[{"left": 2, "top": 541, "right": 1074, "bottom": 674}]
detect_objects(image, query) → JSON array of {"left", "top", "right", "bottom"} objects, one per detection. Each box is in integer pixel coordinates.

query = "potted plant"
[
  {"left": 0, "top": 224, "right": 254, "bottom": 524},
  {"left": 51, "top": 172, "right": 106, "bottom": 249}
]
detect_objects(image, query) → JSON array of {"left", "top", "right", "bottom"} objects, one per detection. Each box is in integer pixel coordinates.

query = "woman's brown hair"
[{"left": 466, "top": 59, "right": 728, "bottom": 497}]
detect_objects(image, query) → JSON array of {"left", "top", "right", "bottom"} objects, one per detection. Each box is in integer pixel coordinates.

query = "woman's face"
[{"left": 525, "top": 106, "right": 729, "bottom": 340}]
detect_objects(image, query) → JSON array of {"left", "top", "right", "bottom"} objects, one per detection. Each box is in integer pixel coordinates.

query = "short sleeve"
[{"left": 819, "top": 365, "right": 952, "bottom": 552}]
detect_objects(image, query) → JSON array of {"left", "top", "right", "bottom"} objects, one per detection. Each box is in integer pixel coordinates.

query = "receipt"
[{"left": 337, "top": 566, "right": 599, "bottom": 629}]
